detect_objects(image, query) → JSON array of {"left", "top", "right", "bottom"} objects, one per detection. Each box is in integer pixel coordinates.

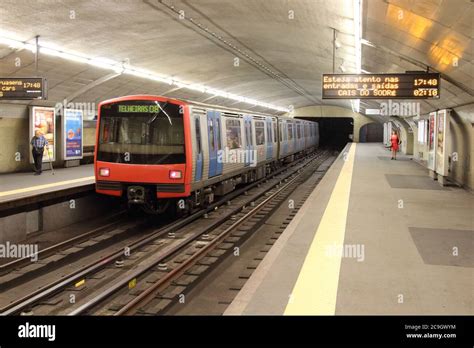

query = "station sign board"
[
  {"left": 0, "top": 77, "right": 47, "bottom": 100},
  {"left": 322, "top": 73, "right": 440, "bottom": 99},
  {"left": 63, "top": 109, "right": 84, "bottom": 160}
]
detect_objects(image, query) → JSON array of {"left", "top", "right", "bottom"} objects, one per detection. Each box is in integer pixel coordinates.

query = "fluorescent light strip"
[
  {"left": 352, "top": 0, "right": 363, "bottom": 113},
  {"left": 361, "top": 38, "right": 376, "bottom": 47},
  {"left": 0, "top": 35, "right": 289, "bottom": 112}
]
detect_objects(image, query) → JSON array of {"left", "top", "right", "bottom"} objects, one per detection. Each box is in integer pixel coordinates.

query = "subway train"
[{"left": 94, "top": 95, "right": 319, "bottom": 214}]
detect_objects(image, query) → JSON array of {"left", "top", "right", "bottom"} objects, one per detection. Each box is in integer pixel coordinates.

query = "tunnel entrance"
[
  {"left": 297, "top": 117, "right": 353, "bottom": 150},
  {"left": 359, "top": 122, "right": 383, "bottom": 143}
]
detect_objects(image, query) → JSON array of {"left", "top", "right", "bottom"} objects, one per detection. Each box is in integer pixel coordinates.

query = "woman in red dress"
[{"left": 390, "top": 130, "right": 400, "bottom": 160}]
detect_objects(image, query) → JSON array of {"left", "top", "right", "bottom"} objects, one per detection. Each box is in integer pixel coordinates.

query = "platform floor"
[
  {"left": 226, "top": 143, "right": 473, "bottom": 315},
  {"left": 0, "top": 164, "right": 94, "bottom": 203}
]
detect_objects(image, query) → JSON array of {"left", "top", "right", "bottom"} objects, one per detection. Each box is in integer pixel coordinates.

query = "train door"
[
  {"left": 244, "top": 115, "right": 253, "bottom": 167},
  {"left": 214, "top": 111, "right": 223, "bottom": 176},
  {"left": 273, "top": 119, "right": 278, "bottom": 159},
  {"left": 265, "top": 117, "right": 273, "bottom": 160},
  {"left": 279, "top": 120, "right": 286, "bottom": 157},
  {"left": 194, "top": 115, "right": 203, "bottom": 181},
  {"left": 207, "top": 110, "right": 217, "bottom": 178}
]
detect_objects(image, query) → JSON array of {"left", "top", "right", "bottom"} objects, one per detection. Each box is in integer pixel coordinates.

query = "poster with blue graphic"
[{"left": 63, "top": 109, "right": 83, "bottom": 160}]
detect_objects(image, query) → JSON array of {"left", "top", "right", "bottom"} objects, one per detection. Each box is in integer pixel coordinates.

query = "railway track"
[
  {"left": 0, "top": 210, "right": 177, "bottom": 306},
  {"left": 112, "top": 150, "right": 334, "bottom": 315},
  {"left": 0, "top": 150, "right": 328, "bottom": 316}
]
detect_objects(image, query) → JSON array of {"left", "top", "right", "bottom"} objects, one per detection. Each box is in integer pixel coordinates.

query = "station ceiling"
[{"left": 0, "top": 0, "right": 473, "bottom": 118}]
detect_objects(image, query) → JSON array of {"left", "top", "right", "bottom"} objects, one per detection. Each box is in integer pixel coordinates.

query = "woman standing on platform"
[{"left": 390, "top": 130, "right": 400, "bottom": 160}]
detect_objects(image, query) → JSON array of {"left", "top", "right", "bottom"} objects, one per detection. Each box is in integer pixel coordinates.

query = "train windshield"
[{"left": 97, "top": 100, "right": 185, "bottom": 164}]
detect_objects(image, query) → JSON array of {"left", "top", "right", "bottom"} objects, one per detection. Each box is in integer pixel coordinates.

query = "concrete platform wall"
[
  {"left": 0, "top": 103, "right": 96, "bottom": 174},
  {"left": 395, "top": 104, "right": 474, "bottom": 190},
  {"left": 0, "top": 194, "right": 117, "bottom": 244},
  {"left": 449, "top": 105, "right": 474, "bottom": 190}
]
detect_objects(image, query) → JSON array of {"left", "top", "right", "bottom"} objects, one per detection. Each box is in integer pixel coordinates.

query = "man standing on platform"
[{"left": 30, "top": 129, "right": 49, "bottom": 175}]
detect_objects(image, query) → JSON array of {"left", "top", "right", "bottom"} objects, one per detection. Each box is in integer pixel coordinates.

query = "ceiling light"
[
  {"left": 353, "top": 0, "right": 362, "bottom": 113},
  {"left": 0, "top": 34, "right": 289, "bottom": 113},
  {"left": 361, "top": 38, "right": 376, "bottom": 47},
  {"left": 365, "top": 109, "right": 381, "bottom": 115}
]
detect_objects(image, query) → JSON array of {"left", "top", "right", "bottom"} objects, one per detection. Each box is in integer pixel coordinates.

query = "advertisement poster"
[
  {"left": 436, "top": 109, "right": 450, "bottom": 177},
  {"left": 63, "top": 109, "right": 83, "bottom": 160},
  {"left": 30, "top": 106, "right": 55, "bottom": 163},
  {"left": 427, "top": 111, "right": 437, "bottom": 171}
]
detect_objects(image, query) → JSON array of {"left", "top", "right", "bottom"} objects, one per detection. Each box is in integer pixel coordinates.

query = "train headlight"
[
  {"left": 169, "top": 170, "right": 182, "bottom": 179},
  {"left": 99, "top": 168, "right": 110, "bottom": 177}
]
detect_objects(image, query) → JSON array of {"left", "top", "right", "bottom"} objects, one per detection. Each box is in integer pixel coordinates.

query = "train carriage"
[{"left": 95, "top": 95, "right": 318, "bottom": 214}]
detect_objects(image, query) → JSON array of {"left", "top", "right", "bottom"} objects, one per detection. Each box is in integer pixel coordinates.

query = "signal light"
[
  {"left": 169, "top": 170, "right": 182, "bottom": 179},
  {"left": 99, "top": 168, "right": 110, "bottom": 177}
]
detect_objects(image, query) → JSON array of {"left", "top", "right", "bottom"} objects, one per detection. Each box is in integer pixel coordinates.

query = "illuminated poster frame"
[
  {"left": 30, "top": 106, "right": 56, "bottom": 163},
  {"left": 63, "top": 109, "right": 84, "bottom": 160},
  {"left": 417, "top": 120, "right": 425, "bottom": 144},
  {"left": 427, "top": 111, "right": 437, "bottom": 171},
  {"left": 435, "top": 109, "right": 450, "bottom": 177}
]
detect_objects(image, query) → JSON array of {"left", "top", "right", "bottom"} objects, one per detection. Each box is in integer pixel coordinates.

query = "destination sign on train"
[
  {"left": 322, "top": 73, "right": 440, "bottom": 99},
  {"left": 0, "top": 77, "right": 46, "bottom": 99},
  {"left": 118, "top": 104, "right": 162, "bottom": 113}
]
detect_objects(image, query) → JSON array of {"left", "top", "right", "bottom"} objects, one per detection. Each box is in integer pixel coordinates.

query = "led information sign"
[
  {"left": 117, "top": 104, "right": 162, "bottom": 113},
  {"left": 322, "top": 73, "right": 440, "bottom": 99},
  {"left": 0, "top": 77, "right": 46, "bottom": 100}
]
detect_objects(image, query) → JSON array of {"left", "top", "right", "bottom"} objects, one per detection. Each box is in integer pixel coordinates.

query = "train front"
[{"left": 94, "top": 96, "right": 191, "bottom": 213}]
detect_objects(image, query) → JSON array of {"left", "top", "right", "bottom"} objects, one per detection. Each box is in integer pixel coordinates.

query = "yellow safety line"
[
  {"left": 0, "top": 176, "right": 95, "bottom": 198},
  {"left": 284, "top": 143, "right": 356, "bottom": 315}
]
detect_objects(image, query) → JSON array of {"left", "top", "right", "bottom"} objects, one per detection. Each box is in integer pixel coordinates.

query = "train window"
[
  {"left": 297, "top": 124, "right": 301, "bottom": 139},
  {"left": 249, "top": 120, "right": 254, "bottom": 146},
  {"left": 195, "top": 118, "right": 202, "bottom": 154},
  {"left": 245, "top": 122, "right": 249, "bottom": 146},
  {"left": 279, "top": 122, "right": 283, "bottom": 142},
  {"left": 288, "top": 124, "right": 293, "bottom": 141},
  {"left": 266, "top": 122, "right": 272, "bottom": 145},
  {"left": 273, "top": 122, "right": 277, "bottom": 143},
  {"left": 226, "top": 119, "right": 242, "bottom": 149},
  {"left": 97, "top": 101, "right": 185, "bottom": 164},
  {"left": 209, "top": 118, "right": 215, "bottom": 150},
  {"left": 216, "top": 117, "right": 222, "bottom": 151},
  {"left": 255, "top": 121, "right": 265, "bottom": 145}
]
